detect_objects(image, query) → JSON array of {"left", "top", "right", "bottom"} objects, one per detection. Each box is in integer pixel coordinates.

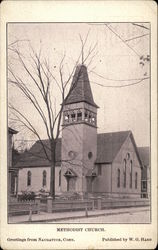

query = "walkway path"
[{"left": 8, "top": 206, "right": 150, "bottom": 223}]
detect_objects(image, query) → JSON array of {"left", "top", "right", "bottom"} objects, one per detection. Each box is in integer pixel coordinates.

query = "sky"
[{"left": 8, "top": 23, "right": 150, "bottom": 148}]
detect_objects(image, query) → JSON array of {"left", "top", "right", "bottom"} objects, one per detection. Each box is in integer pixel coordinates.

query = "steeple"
[
  {"left": 61, "top": 65, "right": 98, "bottom": 194},
  {"left": 64, "top": 64, "right": 98, "bottom": 108}
]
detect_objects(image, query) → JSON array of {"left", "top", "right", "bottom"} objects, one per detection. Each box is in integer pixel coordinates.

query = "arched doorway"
[
  {"left": 64, "top": 168, "right": 77, "bottom": 192},
  {"left": 67, "top": 177, "right": 76, "bottom": 191}
]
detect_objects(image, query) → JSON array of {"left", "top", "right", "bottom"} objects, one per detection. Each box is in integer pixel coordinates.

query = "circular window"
[
  {"left": 68, "top": 151, "right": 75, "bottom": 159},
  {"left": 88, "top": 152, "right": 93, "bottom": 159}
]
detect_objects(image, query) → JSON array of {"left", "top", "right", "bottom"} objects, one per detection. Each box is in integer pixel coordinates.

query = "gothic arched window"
[
  {"left": 27, "top": 171, "right": 31, "bottom": 186},
  {"left": 126, "top": 153, "right": 130, "bottom": 160},
  {"left": 42, "top": 170, "right": 47, "bottom": 187},
  {"left": 59, "top": 170, "right": 61, "bottom": 187},
  {"left": 135, "top": 172, "right": 138, "bottom": 189},
  {"left": 123, "top": 159, "right": 126, "bottom": 188},
  {"left": 117, "top": 168, "right": 120, "bottom": 188},
  {"left": 130, "top": 160, "right": 132, "bottom": 188}
]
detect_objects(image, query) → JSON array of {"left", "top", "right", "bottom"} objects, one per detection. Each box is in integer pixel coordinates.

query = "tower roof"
[{"left": 64, "top": 64, "right": 98, "bottom": 108}]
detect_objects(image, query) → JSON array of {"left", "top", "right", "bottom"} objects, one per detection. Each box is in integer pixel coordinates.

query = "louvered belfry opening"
[{"left": 63, "top": 64, "right": 98, "bottom": 127}]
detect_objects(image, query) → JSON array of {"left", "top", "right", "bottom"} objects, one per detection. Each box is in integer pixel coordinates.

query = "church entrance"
[
  {"left": 67, "top": 177, "right": 76, "bottom": 192},
  {"left": 64, "top": 168, "right": 77, "bottom": 192},
  {"left": 86, "top": 178, "right": 92, "bottom": 192}
]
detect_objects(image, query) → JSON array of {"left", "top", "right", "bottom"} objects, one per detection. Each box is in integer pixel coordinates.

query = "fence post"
[
  {"left": 97, "top": 198, "right": 102, "bottom": 210},
  {"left": 85, "top": 202, "right": 88, "bottom": 217},
  {"left": 92, "top": 200, "right": 95, "bottom": 210},
  {"left": 35, "top": 196, "right": 41, "bottom": 214},
  {"left": 47, "top": 196, "right": 53, "bottom": 213},
  {"left": 28, "top": 203, "right": 32, "bottom": 222}
]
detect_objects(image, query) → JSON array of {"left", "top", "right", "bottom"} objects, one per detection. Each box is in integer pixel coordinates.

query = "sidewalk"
[{"left": 8, "top": 206, "right": 150, "bottom": 223}]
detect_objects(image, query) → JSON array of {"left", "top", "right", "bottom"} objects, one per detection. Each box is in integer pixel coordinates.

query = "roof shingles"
[
  {"left": 15, "top": 131, "right": 135, "bottom": 168},
  {"left": 15, "top": 139, "right": 61, "bottom": 168},
  {"left": 96, "top": 131, "right": 130, "bottom": 163},
  {"left": 64, "top": 64, "right": 98, "bottom": 108}
]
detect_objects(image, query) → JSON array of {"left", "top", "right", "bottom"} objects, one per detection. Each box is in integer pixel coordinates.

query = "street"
[
  {"left": 55, "top": 209, "right": 150, "bottom": 223},
  {"left": 8, "top": 206, "right": 150, "bottom": 224}
]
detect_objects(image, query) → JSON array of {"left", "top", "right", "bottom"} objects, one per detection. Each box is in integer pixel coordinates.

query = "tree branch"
[{"left": 9, "top": 104, "right": 51, "bottom": 161}]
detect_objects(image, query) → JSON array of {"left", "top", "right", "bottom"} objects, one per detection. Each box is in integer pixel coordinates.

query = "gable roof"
[
  {"left": 15, "top": 131, "right": 143, "bottom": 168},
  {"left": 15, "top": 138, "right": 61, "bottom": 168},
  {"left": 138, "top": 147, "right": 150, "bottom": 167},
  {"left": 96, "top": 131, "right": 130, "bottom": 163},
  {"left": 64, "top": 64, "right": 98, "bottom": 108},
  {"left": 64, "top": 168, "right": 78, "bottom": 177}
]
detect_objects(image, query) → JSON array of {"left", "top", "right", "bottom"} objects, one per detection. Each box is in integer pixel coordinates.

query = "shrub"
[
  {"left": 37, "top": 188, "right": 49, "bottom": 199},
  {"left": 18, "top": 191, "right": 36, "bottom": 201}
]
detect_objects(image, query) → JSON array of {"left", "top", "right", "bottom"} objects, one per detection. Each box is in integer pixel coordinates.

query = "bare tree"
[{"left": 8, "top": 33, "right": 97, "bottom": 199}]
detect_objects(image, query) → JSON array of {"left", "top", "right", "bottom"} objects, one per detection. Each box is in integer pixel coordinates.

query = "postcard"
[{"left": 0, "top": 1, "right": 157, "bottom": 249}]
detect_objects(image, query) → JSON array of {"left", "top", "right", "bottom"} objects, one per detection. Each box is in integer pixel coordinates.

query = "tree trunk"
[{"left": 50, "top": 140, "right": 56, "bottom": 199}]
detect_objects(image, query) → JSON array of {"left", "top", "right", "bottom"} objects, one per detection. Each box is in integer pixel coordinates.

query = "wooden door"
[
  {"left": 87, "top": 178, "right": 92, "bottom": 192},
  {"left": 67, "top": 178, "right": 76, "bottom": 191}
]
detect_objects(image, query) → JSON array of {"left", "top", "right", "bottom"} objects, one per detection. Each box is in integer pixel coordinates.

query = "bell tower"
[{"left": 61, "top": 64, "right": 99, "bottom": 195}]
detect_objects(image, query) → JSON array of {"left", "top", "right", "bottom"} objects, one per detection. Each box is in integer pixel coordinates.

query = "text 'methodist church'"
[{"left": 17, "top": 64, "right": 143, "bottom": 198}]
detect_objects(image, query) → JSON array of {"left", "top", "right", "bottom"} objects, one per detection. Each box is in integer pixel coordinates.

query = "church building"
[{"left": 16, "top": 64, "right": 143, "bottom": 198}]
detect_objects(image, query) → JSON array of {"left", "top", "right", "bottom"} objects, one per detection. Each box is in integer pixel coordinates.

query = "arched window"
[
  {"left": 117, "top": 169, "right": 120, "bottom": 188},
  {"left": 130, "top": 160, "right": 132, "bottom": 188},
  {"left": 77, "top": 110, "right": 82, "bottom": 121},
  {"left": 89, "top": 112, "right": 92, "bottom": 123},
  {"left": 42, "top": 170, "right": 47, "bottom": 187},
  {"left": 126, "top": 153, "right": 130, "bottom": 160},
  {"left": 27, "top": 171, "right": 31, "bottom": 186},
  {"left": 64, "top": 112, "right": 69, "bottom": 123},
  {"left": 59, "top": 169, "right": 61, "bottom": 187},
  {"left": 91, "top": 114, "right": 96, "bottom": 125},
  {"left": 135, "top": 172, "right": 138, "bottom": 189},
  {"left": 71, "top": 112, "right": 76, "bottom": 122},
  {"left": 123, "top": 159, "right": 126, "bottom": 188},
  {"left": 84, "top": 111, "right": 88, "bottom": 122}
]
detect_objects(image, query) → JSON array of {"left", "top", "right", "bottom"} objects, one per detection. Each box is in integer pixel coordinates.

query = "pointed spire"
[{"left": 64, "top": 64, "right": 98, "bottom": 108}]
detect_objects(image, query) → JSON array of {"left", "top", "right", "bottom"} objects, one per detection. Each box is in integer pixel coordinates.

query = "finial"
[{"left": 81, "top": 46, "right": 84, "bottom": 65}]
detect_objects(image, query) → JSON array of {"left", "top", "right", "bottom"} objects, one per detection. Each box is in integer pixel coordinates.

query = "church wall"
[
  {"left": 82, "top": 125, "right": 97, "bottom": 192},
  {"left": 61, "top": 100, "right": 97, "bottom": 194},
  {"left": 111, "top": 136, "right": 141, "bottom": 197},
  {"left": 82, "top": 125, "right": 97, "bottom": 169},
  {"left": 92, "top": 164, "right": 111, "bottom": 193},
  {"left": 61, "top": 123, "right": 84, "bottom": 192},
  {"left": 60, "top": 166, "right": 68, "bottom": 192},
  {"left": 62, "top": 123, "right": 83, "bottom": 162},
  {"left": 18, "top": 166, "right": 61, "bottom": 194}
]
